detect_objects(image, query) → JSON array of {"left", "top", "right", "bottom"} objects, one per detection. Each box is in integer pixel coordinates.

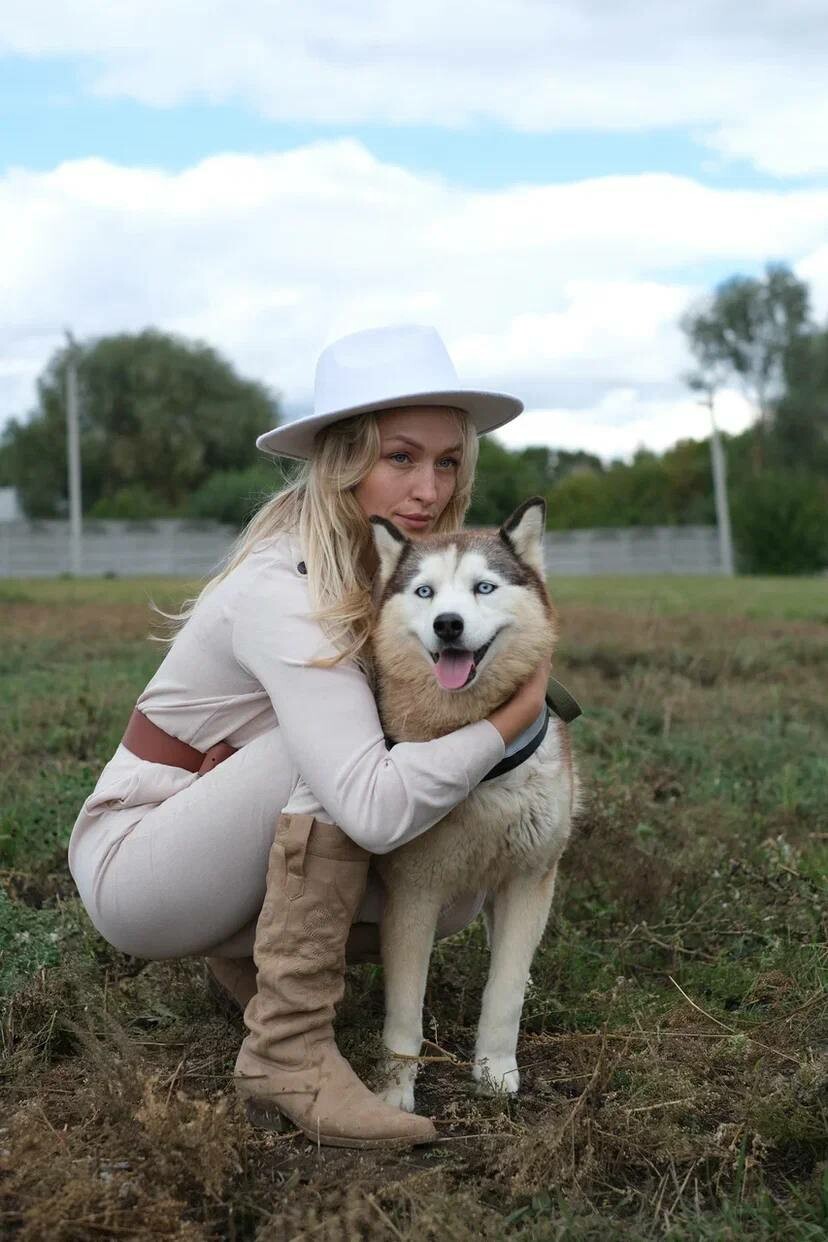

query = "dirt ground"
[{"left": 1, "top": 576, "right": 826, "bottom": 1239}]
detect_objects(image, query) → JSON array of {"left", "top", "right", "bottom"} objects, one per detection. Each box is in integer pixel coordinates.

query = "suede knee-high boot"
[
  {"left": 233, "top": 813, "right": 435, "bottom": 1148},
  {"left": 205, "top": 921, "right": 381, "bottom": 1018}
]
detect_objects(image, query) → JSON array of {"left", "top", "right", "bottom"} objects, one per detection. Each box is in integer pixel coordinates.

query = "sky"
[{"left": 2, "top": 1, "right": 828, "bottom": 462}]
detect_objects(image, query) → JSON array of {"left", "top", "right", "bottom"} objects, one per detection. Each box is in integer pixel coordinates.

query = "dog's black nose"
[{"left": 433, "top": 612, "right": 464, "bottom": 641}]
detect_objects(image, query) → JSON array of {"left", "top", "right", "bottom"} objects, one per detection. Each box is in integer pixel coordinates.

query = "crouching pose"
[{"left": 68, "top": 324, "right": 549, "bottom": 1149}]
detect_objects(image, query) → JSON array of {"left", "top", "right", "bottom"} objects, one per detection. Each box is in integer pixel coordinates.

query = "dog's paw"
[
  {"left": 376, "top": 1055, "right": 418, "bottom": 1113},
  {"left": 377, "top": 1081, "right": 417, "bottom": 1113},
  {"left": 472, "top": 1055, "right": 520, "bottom": 1096}
]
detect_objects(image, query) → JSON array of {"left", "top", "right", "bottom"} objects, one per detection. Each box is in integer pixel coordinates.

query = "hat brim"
[{"left": 256, "top": 389, "right": 524, "bottom": 461}]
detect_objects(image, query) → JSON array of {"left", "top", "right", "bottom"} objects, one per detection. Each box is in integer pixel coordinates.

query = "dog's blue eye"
[
  {"left": 415, "top": 585, "right": 433, "bottom": 599},
  {"left": 476, "top": 582, "right": 497, "bottom": 595}
]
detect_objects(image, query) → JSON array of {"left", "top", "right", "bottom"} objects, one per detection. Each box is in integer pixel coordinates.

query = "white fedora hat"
[{"left": 256, "top": 323, "right": 524, "bottom": 460}]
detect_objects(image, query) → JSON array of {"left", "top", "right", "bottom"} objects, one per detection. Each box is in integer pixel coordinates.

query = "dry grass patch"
[{"left": 1, "top": 576, "right": 826, "bottom": 1239}]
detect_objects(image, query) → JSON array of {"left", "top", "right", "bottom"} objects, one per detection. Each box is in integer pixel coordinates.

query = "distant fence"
[
  {"left": 0, "top": 519, "right": 727, "bottom": 578},
  {"left": 0, "top": 520, "right": 235, "bottom": 579},
  {"left": 544, "top": 525, "right": 724, "bottom": 575}
]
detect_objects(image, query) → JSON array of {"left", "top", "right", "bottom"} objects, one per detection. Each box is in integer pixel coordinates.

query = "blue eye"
[
  {"left": 415, "top": 585, "right": 433, "bottom": 599},
  {"left": 476, "top": 582, "right": 497, "bottom": 595},
  {"left": 389, "top": 452, "right": 458, "bottom": 468}
]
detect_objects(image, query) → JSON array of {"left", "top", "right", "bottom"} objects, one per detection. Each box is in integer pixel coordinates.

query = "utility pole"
[
  {"left": 701, "top": 389, "right": 735, "bottom": 577},
  {"left": 64, "top": 330, "right": 83, "bottom": 575}
]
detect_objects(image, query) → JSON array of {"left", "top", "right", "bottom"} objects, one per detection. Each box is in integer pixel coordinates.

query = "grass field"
[{"left": 1, "top": 575, "right": 826, "bottom": 1239}]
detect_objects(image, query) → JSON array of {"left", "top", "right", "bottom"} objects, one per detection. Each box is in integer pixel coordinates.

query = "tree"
[
  {"left": 467, "top": 438, "right": 541, "bottom": 526},
  {"left": 89, "top": 484, "right": 171, "bottom": 520},
  {"left": 731, "top": 472, "right": 828, "bottom": 574},
  {"left": 0, "top": 330, "right": 280, "bottom": 517},
  {"left": 0, "top": 413, "right": 72, "bottom": 518},
  {"left": 469, "top": 439, "right": 603, "bottom": 527},
  {"left": 772, "top": 326, "right": 828, "bottom": 475},
  {"left": 546, "top": 443, "right": 721, "bottom": 530},
  {"left": 681, "top": 263, "right": 811, "bottom": 473},
  {"left": 187, "top": 463, "right": 287, "bottom": 527}
]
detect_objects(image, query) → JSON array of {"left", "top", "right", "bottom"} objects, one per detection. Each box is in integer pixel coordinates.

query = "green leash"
[{"left": 546, "top": 676, "right": 583, "bottom": 724}]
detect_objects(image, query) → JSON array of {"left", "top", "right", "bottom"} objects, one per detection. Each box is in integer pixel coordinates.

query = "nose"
[
  {"left": 433, "top": 612, "right": 464, "bottom": 642},
  {"left": 411, "top": 464, "right": 440, "bottom": 505}
]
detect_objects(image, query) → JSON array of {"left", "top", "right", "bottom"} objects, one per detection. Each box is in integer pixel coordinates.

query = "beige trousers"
[{"left": 68, "top": 727, "right": 484, "bottom": 962}]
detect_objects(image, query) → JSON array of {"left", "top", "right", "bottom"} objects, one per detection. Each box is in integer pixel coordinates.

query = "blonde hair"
[{"left": 154, "top": 405, "right": 479, "bottom": 672}]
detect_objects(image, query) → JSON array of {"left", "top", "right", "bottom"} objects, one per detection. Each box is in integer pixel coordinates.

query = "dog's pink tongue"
[{"left": 435, "top": 649, "right": 474, "bottom": 690}]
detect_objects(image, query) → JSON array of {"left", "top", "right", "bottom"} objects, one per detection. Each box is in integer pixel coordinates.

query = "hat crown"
[
  {"left": 255, "top": 322, "right": 523, "bottom": 460},
  {"left": 314, "top": 324, "right": 459, "bottom": 418}
]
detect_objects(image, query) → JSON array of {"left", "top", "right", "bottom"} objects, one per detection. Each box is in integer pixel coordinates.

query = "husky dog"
[{"left": 368, "top": 496, "right": 579, "bottom": 1112}]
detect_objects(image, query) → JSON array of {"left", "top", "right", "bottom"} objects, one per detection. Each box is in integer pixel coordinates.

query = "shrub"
[
  {"left": 88, "top": 485, "right": 171, "bottom": 519},
  {"left": 186, "top": 464, "right": 282, "bottom": 527},
  {"left": 732, "top": 472, "right": 828, "bottom": 574}
]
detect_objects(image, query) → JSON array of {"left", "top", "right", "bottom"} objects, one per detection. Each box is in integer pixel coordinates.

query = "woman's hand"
[{"left": 486, "top": 655, "right": 552, "bottom": 747}]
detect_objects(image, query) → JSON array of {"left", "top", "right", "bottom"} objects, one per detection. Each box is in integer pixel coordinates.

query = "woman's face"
[{"left": 353, "top": 406, "right": 463, "bottom": 537}]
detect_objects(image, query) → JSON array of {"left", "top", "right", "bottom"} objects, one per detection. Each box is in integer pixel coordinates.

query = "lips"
[{"left": 430, "top": 638, "right": 493, "bottom": 690}]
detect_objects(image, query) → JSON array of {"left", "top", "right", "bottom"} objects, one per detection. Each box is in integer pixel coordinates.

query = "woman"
[{"left": 67, "top": 324, "right": 551, "bottom": 1149}]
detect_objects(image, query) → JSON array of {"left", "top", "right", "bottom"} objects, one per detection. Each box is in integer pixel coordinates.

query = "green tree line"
[
  {"left": 1, "top": 264, "right": 826, "bottom": 572},
  {"left": 0, "top": 330, "right": 281, "bottom": 522}
]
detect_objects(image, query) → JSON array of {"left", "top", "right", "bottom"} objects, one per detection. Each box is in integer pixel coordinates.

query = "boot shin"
[{"left": 235, "top": 814, "right": 435, "bottom": 1148}]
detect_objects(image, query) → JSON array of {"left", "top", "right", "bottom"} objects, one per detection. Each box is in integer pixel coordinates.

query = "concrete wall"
[
  {"left": 544, "top": 525, "right": 724, "bottom": 575},
  {"left": 0, "top": 519, "right": 727, "bottom": 578},
  {"left": 0, "top": 487, "right": 22, "bottom": 522},
  {"left": 0, "top": 519, "right": 236, "bottom": 579}
]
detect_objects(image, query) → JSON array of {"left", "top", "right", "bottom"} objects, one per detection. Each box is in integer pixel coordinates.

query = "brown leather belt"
[{"left": 122, "top": 708, "right": 237, "bottom": 776}]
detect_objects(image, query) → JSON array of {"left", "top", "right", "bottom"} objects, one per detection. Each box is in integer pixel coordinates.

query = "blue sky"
[
  {"left": 2, "top": 2, "right": 827, "bottom": 459},
  {"left": 3, "top": 55, "right": 804, "bottom": 196}
]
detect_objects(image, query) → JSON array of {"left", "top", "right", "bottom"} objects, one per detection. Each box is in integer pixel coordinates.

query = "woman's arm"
[
  {"left": 232, "top": 555, "right": 508, "bottom": 854},
  {"left": 487, "top": 655, "right": 552, "bottom": 745}
]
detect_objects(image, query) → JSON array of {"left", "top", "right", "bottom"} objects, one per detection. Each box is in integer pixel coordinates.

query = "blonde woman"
[{"left": 67, "top": 324, "right": 551, "bottom": 1149}]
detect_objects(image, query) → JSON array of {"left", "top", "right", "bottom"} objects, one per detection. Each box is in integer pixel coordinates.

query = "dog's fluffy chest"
[{"left": 376, "top": 725, "right": 575, "bottom": 896}]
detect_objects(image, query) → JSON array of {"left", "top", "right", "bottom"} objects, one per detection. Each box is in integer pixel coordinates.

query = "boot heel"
[
  {"left": 244, "top": 1098, "right": 291, "bottom": 1132},
  {"left": 206, "top": 970, "right": 240, "bottom": 1019}
]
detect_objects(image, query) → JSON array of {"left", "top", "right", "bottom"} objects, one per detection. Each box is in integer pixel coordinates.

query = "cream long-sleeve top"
[{"left": 78, "top": 530, "right": 506, "bottom": 856}]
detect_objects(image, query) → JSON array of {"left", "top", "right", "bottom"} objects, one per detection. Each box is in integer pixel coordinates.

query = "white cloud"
[
  {"left": 2, "top": 144, "right": 826, "bottom": 460},
  {"left": 492, "top": 388, "right": 756, "bottom": 461},
  {"left": 2, "top": 1, "right": 828, "bottom": 174},
  {"left": 797, "top": 245, "right": 828, "bottom": 319}
]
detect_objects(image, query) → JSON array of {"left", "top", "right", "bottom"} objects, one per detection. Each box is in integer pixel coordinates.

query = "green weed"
[{"left": 0, "top": 575, "right": 825, "bottom": 1239}]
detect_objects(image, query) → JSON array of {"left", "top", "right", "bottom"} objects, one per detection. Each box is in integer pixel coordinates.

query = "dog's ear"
[
  {"left": 499, "top": 496, "right": 546, "bottom": 576},
  {"left": 369, "top": 515, "right": 409, "bottom": 585}
]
